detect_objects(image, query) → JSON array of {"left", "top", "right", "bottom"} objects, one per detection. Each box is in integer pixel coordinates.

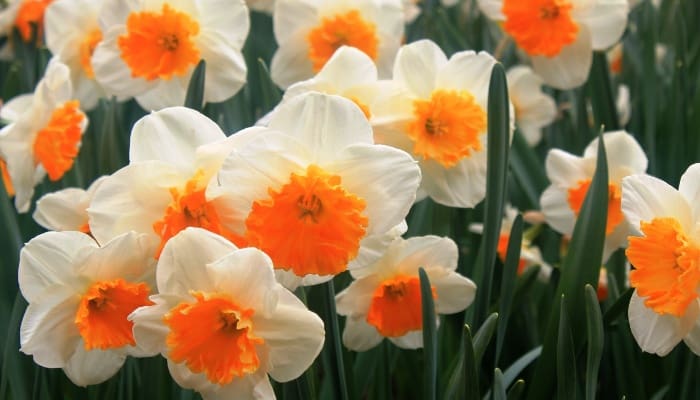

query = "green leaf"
[
  {"left": 509, "top": 131, "right": 548, "bottom": 209},
  {"left": 496, "top": 214, "right": 523, "bottom": 365},
  {"left": 474, "top": 312, "right": 499, "bottom": 365},
  {"left": 320, "top": 280, "right": 349, "bottom": 400},
  {"left": 98, "top": 99, "right": 128, "bottom": 176},
  {"left": 506, "top": 380, "right": 525, "bottom": 400},
  {"left": 587, "top": 52, "right": 620, "bottom": 132},
  {"left": 1, "top": 293, "right": 31, "bottom": 400},
  {"left": 603, "top": 288, "right": 633, "bottom": 327},
  {"left": 184, "top": 60, "right": 206, "bottom": 111},
  {"left": 419, "top": 267, "right": 437, "bottom": 400},
  {"left": 503, "top": 346, "right": 542, "bottom": 388},
  {"left": 584, "top": 285, "right": 604, "bottom": 400},
  {"left": 471, "top": 63, "right": 510, "bottom": 327},
  {"left": 527, "top": 135, "right": 608, "bottom": 399},
  {"left": 556, "top": 295, "right": 577, "bottom": 400},
  {"left": 492, "top": 368, "right": 507, "bottom": 400},
  {"left": 444, "top": 324, "right": 479, "bottom": 400}
]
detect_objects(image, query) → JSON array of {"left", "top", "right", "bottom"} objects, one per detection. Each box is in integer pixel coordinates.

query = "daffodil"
[
  {"left": 269, "top": 0, "right": 404, "bottom": 88},
  {"left": 478, "top": 0, "right": 628, "bottom": 89},
  {"left": 622, "top": 163, "right": 700, "bottom": 356},
  {"left": 540, "top": 130, "right": 648, "bottom": 262},
  {"left": 130, "top": 227, "right": 325, "bottom": 400},
  {"left": 33, "top": 176, "right": 107, "bottom": 234},
  {"left": 336, "top": 235, "right": 476, "bottom": 350},
  {"left": 88, "top": 106, "right": 256, "bottom": 257},
  {"left": 0, "top": 59, "right": 88, "bottom": 213},
  {"left": 216, "top": 92, "right": 421, "bottom": 289},
  {"left": 371, "top": 39, "right": 511, "bottom": 208},
  {"left": 19, "top": 231, "right": 155, "bottom": 386},
  {"left": 0, "top": 0, "right": 53, "bottom": 48},
  {"left": 91, "top": 0, "right": 249, "bottom": 111},
  {"left": 44, "top": 0, "right": 106, "bottom": 110},
  {"left": 506, "top": 65, "right": 556, "bottom": 146}
]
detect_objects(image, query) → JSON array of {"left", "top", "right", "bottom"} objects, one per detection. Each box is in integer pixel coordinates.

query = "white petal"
[
  {"left": 420, "top": 151, "right": 487, "bottom": 208},
  {"left": 348, "top": 221, "right": 408, "bottom": 275},
  {"left": 342, "top": 316, "right": 383, "bottom": 352},
  {"left": 678, "top": 163, "right": 700, "bottom": 224},
  {"left": 129, "top": 295, "right": 178, "bottom": 357},
  {"left": 206, "top": 248, "right": 278, "bottom": 314},
  {"left": 0, "top": 94, "right": 33, "bottom": 122},
  {"left": 20, "top": 286, "right": 81, "bottom": 368},
  {"left": 682, "top": 303, "right": 700, "bottom": 356},
  {"left": 545, "top": 149, "right": 590, "bottom": 186},
  {"left": 393, "top": 40, "right": 445, "bottom": 98},
  {"left": 257, "top": 288, "right": 325, "bottom": 382},
  {"left": 628, "top": 291, "right": 694, "bottom": 356},
  {"left": 621, "top": 174, "right": 692, "bottom": 234},
  {"left": 436, "top": 51, "right": 496, "bottom": 104},
  {"left": 268, "top": 92, "right": 374, "bottom": 163},
  {"left": 129, "top": 107, "right": 225, "bottom": 168},
  {"left": 430, "top": 269, "right": 477, "bottom": 314},
  {"left": 477, "top": 0, "right": 505, "bottom": 20},
  {"left": 157, "top": 227, "right": 237, "bottom": 296},
  {"left": 79, "top": 231, "right": 156, "bottom": 284},
  {"left": 389, "top": 330, "right": 423, "bottom": 349},
  {"left": 63, "top": 342, "right": 126, "bottom": 386},
  {"left": 335, "top": 275, "right": 380, "bottom": 317},
  {"left": 575, "top": 0, "right": 628, "bottom": 50},
  {"left": 134, "top": 76, "right": 190, "bottom": 111},
  {"left": 19, "top": 231, "right": 97, "bottom": 302},
  {"left": 531, "top": 26, "right": 593, "bottom": 90},
  {"left": 32, "top": 188, "right": 89, "bottom": 231},
  {"left": 198, "top": 31, "right": 248, "bottom": 103},
  {"left": 540, "top": 186, "right": 577, "bottom": 236},
  {"left": 273, "top": 0, "right": 318, "bottom": 43},
  {"left": 0, "top": 123, "right": 41, "bottom": 213},
  {"left": 270, "top": 31, "right": 315, "bottom": 89},
  {"left": 199, "top": 0, "right": 249, "bottom": 48},
  {"left": 394, "top": 236, "right": 459, "bottom": 276},
  {"left": 313, "top": 46, "right": 378, "bottom": 89},
  {"left": 87, "top": 161, "right": 185, "bottom": 245},
  {"left": 325, "top": 143, "right": 420, "bottom": 234},
  {"left": 583, "top": 131, "right": 648, "bottom": 175}
]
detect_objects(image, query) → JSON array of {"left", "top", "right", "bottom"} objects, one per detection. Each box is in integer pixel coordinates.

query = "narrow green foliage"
[
  {"left": 98, "top": 99, "right": 128, "bottom": 175},
  {"left": 320, "top": 280, "right": 349, "bottom": 400},
  {"left": 492, "top": 368, "right": 507, "bottom": 400},
  {"left": 556, "top": 296, "right": 577, "bottom": 400},
  {"left": 502, "top": 346, "right": 542, "bottom": 389},
  {"left": 584, "top": 285, "right": 604, "bottom": 400},
  {"left": 444, "top": 324, "right": 479, "bottom": 400},
  {"left": 528, "top": 135, "right": 608, "bottom": 399},
  {"left": 473, "top": 312, "right": 499, "bottom": 365},
  {"left": 256, "top": 59, "right": 282, "bottom": 114},
  {"left": 419, "top": 267, "right": 437, "bottom": 400},
  {"left": 496, "top": 214, "right": 523, "bottom": 365},
  {"left": 1, "top": 294, "right": 30, "bottom": 400},
  {"left": 506, "top": 380, "right": 525, "bottom": 400},
  {"left": 184, "top": 60, "right": 206, "bottom": 111},
  {"left": 509, "top": 132, "right": 548, "bottom": 209},
  {"left": 587, "top": 53, "right": 620, "bottom": 131},
  {"left": 471, "top": 63, "right": 510, "bottom": 327},
  {"left": 603, "top": 288, "right": 633, "bottom": 327}
]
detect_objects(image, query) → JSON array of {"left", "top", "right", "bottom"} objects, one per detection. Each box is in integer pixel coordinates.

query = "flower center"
[
  {"left": 566, "top": 180, "right": 624, "bottom": 235},
  {"left": 1, "top": 159, "right": 14, "bottom": 197},
  {"left": 79, "top": 28, "right": 103, "bottom": 79},
  {"left": 502, "top": 0, "right": 578, "bottom": 57},
  {"left": 307, "top": 10, "right": 378, "bottom": 72},
  {"left": 366, "top": 275, "right": 436, "bottom": 337},
  {"left": 32, "top": 100, "right": 85, "bottom": 181},
  {"left": 75, "top": 278, "right": 153, "bottom": 350},
  {"left": 164, "top": 292, "right": 264, "bottom": 385},
  {"left": 627, "top": 218, "right": 700, "bottom": 316},
  {"left": 152, "top": 171, "right": 244, "bottom": 258},
  {"left": 13, "top": 0, "right": 53, "bottom": 42},
  {"left": 245, "top": 164, "right": 368, "bottom": 277},
  {"left": 117, "top": 4, "right": 200, "bottom": 81},
  {"left": 407, "top": 89, "right": 486, "bottom": 168}
]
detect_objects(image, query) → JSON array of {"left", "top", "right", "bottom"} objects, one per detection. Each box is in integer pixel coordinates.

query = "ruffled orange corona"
[
  {"left": 627, "top": 218, "right": 700, "bottom": 317},
  {"left": 307, "top": 10, "right": 378, "bottom": 72},
  {"left": 79, "top": 28, "right": 103, "bottom": 78},
  {"left": 164, "top": 292, "right": 264, "bottom": 385},
  {"left": 366, "top": 275, "right": 436, "bottom": 337},
  {"left": 567, "top": 180, "right": 624, "bottom": 235},
  {"left": 118, "top": 4, "right": 200, "bottom": 80},
  {"left": 32, "top": 100, "right": 84, "bottom": 181},
  {"left": 75, "top": 278, "right": 153, "bottom": 350},
  {"left": 13, "top": 0, "right": 53, "bottom": 42},
  {"left": 407, "top": 89, "right": 487, "bottom": 168},
  {"left": 153, "top": 172, "right": 243, "bottom": 257},
  {"left": 502, "top": 0, "right": 578, "bottom": 57},
  {"left": 245, "top": 164, "right": 368, "bottom": 277}
]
